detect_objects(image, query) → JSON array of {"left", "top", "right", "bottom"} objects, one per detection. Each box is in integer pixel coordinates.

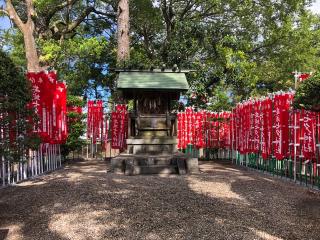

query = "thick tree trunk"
[
  {"left": 117, "top": 0, "right": 130, "bottom": 64},
  {"left": 6, "top": 0, "right": 41, "bottom": 72},
  {"left": 23, "top": 26, "right": 40, "bottom": 72},
  {"left": 161, "top": 0, "right": 175, "bottom": 63}
]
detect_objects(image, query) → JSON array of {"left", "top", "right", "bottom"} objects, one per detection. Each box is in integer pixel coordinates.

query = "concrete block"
[{"left": 186, "top": 158, "right": 199, "bottom": 174}]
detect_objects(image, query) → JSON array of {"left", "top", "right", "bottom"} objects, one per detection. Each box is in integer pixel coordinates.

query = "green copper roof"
[{"left": 117, "top": 72, "right": 189, "bottom": 90}]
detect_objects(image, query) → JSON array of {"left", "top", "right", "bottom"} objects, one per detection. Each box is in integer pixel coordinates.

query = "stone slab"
[
  {"left": 186, "top": 158, "right": 199, "bottom": 174},
  {"left": 131, "top": 165, "right": 178, "bottom": 175},
  {"left": 126, "top": 138, "right": 177, "bottom": 145},
  {"left": 111, "top": 152, "right": 190, "bottom": 175}
]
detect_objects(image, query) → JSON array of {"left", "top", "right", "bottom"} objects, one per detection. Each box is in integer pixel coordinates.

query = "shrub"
[{"left": 293, "top": 73, "right": 320, "bottom": 112}]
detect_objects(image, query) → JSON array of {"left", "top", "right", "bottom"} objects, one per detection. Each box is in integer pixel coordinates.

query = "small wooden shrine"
[{"left": 111, "top": 69, "right": 199, "bottom": 175}]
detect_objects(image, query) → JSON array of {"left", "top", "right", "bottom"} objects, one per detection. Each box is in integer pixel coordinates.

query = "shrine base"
[{"left": 110, "top": 152, "right": 199, "bottom": 175}]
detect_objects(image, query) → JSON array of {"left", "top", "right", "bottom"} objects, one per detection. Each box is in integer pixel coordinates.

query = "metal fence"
[{"left": 0, "top": 144, "right": 62, "bottom": 187}]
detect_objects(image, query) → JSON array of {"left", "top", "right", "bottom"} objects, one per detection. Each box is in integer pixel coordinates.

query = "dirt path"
[{"left": 1, "top": 159, "right": 320, "bottom": 240}]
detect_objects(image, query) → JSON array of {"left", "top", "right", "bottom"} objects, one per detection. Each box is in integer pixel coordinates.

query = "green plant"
[
  {"left": 61, "top": 95, "right": 86, "bottom": 159},
  {"left": 67, "top": 95, "right": 85, "bottom": 107},
  {"left": 0, "top": 49, "right": 37, "bottom": 161},
  {"left": 293, "top": 73, "right": 320, "bottom": 111}
]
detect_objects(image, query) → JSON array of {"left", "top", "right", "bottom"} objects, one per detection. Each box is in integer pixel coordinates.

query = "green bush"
[
  {"left": 61, "top": 95, "right": 86, "bottom": 158},
  {"left": 0, "top": 50, "right": 39, "bottom": 159},
  {"left": 293, "top": 73, "right": 320, "bottom": 112}
]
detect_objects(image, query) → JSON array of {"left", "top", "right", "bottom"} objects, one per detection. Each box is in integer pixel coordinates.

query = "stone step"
[
  {"left": 111, "top": 153, "right": 189, "bottom": 175},
  {"left": 138, "top": 159, "right": 177, "bottom": 166},
  {"left": 127, "top": 165, "right": 178, "bottom": 175},
  {"left": 133, "top": 159, "right": 177, "bottom": 166}
]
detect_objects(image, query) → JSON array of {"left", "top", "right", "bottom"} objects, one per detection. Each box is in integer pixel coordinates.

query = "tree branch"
[
  {"left": 66, "top": 6, "right": 95, "bottom": 33},
  {"left": 0, "top": 7, "right": 9, "bottom": 16},
  {"left": 187, "top": 4, "right": 220, "bottom": 21},
  {"left": 92, "top": 8, "right": 116, "bottom": 19},
  {"left": 179, "top": 0, "right": 195, "bottom": 21},
  {"left": 25, "top": 0, "right": 36, "bottom": 20},
  {"left": 246, "top": 38, "right": 280, "bottom": 55},
  {"left": 5, "top": 0, "right": 25, "bottom": 31},
  {"left": 45, "top": 0, "right": 80, "bottom": 26}
]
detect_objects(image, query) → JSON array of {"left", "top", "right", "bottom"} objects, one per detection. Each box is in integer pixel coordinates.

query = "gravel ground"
[{"left": 1, "top": 159, "right": 320, "bottom": 240}]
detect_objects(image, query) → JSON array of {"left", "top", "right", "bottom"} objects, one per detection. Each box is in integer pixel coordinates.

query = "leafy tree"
[
  {"left": 0, "top": 0, "right": 117, "bottom": 72},
  {"left": 40, "top": 36, "right": 113, "bottom": 97},
  {"left": 61, "top": 95, "right": 86, "bottom": 158},
  {"left": 1, "top": 0, "right": 119, "bottom": 97},
  {"left": 2, "top": 0, "right": 320, "bottom": 111},
  {"left": 293, "top": 73, "right": 320, "bottom": 111},
  {"left": 127, "top": 0, "right": 320, "bottom": 105},
  {"left": 0, "top": 49, "right": 39, "bottom": 162}
]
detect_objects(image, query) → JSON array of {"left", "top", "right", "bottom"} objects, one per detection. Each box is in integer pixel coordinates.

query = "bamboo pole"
[
  {"left": 2, "top": 156, "right": 5, "bottom": 186},
  {"left": 47, "top": 144, "right": 52, "bottom": 171},
  {"left": 86, "top": 143, "right": 89, "bottom": 159},
  {"left": 40, "top": 144, "right": 44, "bottom": 173},
  {"left": 53, "top": 144, "right": 55, "bottom": 169},
  {"left": 54, "top": 144, "right": 57, "bottom": 169},
  {"left": 59, "top": 144, "right": 62, "bottom": 167},
  {"left": 316, "top": 113, "right": 320, "bottom": 188},
  {"left": 7, "top": 159, "right": 10, "bottom": 185},
  {"left": 294, "top": 111, "right": 297, "bottom": 182}
]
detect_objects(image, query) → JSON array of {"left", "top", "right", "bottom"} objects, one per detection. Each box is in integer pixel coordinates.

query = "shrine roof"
[{"left": 117, "top": 71, "right": 189, "bottom": 90}]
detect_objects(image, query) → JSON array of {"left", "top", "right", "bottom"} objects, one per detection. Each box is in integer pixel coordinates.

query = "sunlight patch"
[
  {"left": 249, "top": 228, "right": 283, "bottom": 240},
  {"left": 187, "top": 177, "right": 248, "bottom": 204},
  {"left": 49, "top": 209, "right": 119, "bottom": 240},
  {"left": 3, "top": 224, "right": 23, "bottom": 240},
  {"left": 112, "top": 178, "right": 129, "bottom": 184},
  {"left": 19, "top": 181, "right": 47, "bottom": 186}
]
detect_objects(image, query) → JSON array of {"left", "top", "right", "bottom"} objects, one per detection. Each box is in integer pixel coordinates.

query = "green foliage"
[
  {"left": 0, "top": 50, "right": 31, "bottom": 104},
  {"left": 293, "top": 74, "right": 320, "bottom": 111},
  {"left": 61, "top": 120, "right": 86, "bottom": 158},
  {"left": 207, "top": 85, "right": 233, "bottom": 112},
  {"left": 2, "top": 0, "right": 117, "bottom": 98},
  {"left": 67, "top": 95, "right": 85, "bottom": 107},
  {"left": 127, "top": 0, "right": 320, "bottom": 105},
  {"left": 3, "top": 0, "right": 320, "bottom": 112},
  {"left": 0, "top": 49, "right": 38, "bottom": 160},
  {"left": 61, "top": 95, "right": 86, "bottom": 158}
]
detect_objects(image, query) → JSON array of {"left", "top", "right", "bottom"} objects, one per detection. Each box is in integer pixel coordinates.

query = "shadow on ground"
[{"left": 1, "top": 159, "right": 320, "bottom": 240}]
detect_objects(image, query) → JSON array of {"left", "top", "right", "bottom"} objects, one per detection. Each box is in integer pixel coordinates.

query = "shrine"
[{"left": 111, "top": 69, "right": 199, "bottom": 175}]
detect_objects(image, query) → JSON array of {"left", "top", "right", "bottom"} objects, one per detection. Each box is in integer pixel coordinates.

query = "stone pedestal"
[
  {"left": 186, "top": 158, "right": 200, "bottom": 174},
  {"left": 111, "top": 153, "right": 199, "bottom": 175},
  {"left": 111, "top": 153, "right": 190, "bottom": 175}
]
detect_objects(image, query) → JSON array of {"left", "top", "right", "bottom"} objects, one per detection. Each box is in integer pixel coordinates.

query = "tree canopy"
[
  {"left": 293, "top": 73, "right": 320, "bottom": 111},
  {"left": 1, "top": 0, "right": 320, "bottom": 107}
]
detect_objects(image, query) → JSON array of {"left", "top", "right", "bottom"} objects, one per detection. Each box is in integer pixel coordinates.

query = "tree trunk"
[
  {"left": 161, "top": 0, "right": 175, "bottom": 63},
  {"left": 6, "top": 0, "right": 41, "bottom": 72},
  {"left": 23, "top": 26, "right": 40, "bottom": 72},
  {"left": 117, "top": 0, "right": 130, "bottom": 64}
]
